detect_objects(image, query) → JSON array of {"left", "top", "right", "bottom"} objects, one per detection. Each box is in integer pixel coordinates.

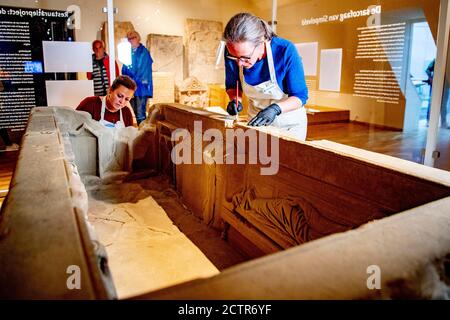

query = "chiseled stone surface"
[
  {"left": 85, "top": 176, "right": 246, "bottom": 299},
  {"left": 151, "top": 72, "right": 175, "bottom": 105},
  {"left": 147, "top": 34, "right": 184, "bottom": 86},
  {"left": 185, "top": 19, "right": 225, "bottom": 84},
  {"left": 178, "top": 76, "right": 209, "bottom": 109}
]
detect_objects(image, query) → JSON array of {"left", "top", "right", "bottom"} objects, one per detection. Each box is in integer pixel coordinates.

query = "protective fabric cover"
[{"left": 54, "top": 107, "right": 155, "bottom": 181}]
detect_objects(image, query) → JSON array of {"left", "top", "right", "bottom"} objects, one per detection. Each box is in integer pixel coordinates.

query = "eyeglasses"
[
  {"left": 226, "top": 43, "right": 260, "bottom": 63},
  {"left": 127, "top": 36, "right": 137, "bottom": 41}
]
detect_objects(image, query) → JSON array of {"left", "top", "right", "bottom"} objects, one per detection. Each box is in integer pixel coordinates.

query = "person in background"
[
  {"left": 425, "top": 59, "right": 435, "bottom": 123},
  {"left": 223, "top": 12, "right": 308, "bottom": 140},
  {"left": 425, "top": 59, "right": 448, "bottom": 128},
  {"left": 122, "top": 30, "right": 153, "bottom": 125},
  {"left": 76, "top": 75, "right": 136, "bottom": 128},
  {"left": 87, "top": 40, "right": 120, "bottom": 97}
]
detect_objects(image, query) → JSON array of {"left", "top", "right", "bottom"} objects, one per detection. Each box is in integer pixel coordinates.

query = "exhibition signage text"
[{"left": 301, "top": 5, "right": 382, "bottom": 26}]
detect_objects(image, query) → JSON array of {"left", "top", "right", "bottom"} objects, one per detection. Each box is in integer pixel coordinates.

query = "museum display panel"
[
  {"left": 0, "top": 5, "right": 75, "bottom": 131},
  {"left": 254, "top": 0, "right": 449, "bottom": 171}
]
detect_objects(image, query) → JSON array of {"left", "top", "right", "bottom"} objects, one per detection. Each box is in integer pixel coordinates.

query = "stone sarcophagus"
[
  {"left": 0, "top": 106, "right": 217, "bottom": 299},
  {"left": 0, "top": 108, "right": 117, "bottom": 299},
  {"left": 142, "top": 103, "right": 450, "bottom": 299},
  {"left": 1, "top": 103, "right": 449, "bottom": 299}
]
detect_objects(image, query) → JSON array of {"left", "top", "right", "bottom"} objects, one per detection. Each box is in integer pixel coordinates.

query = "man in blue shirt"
[
  {"left": 223, "top": 12, "right": 309, "bottom": 140},
  {"left": 122, "top": 30, "right": 153, "bottom": 125}
]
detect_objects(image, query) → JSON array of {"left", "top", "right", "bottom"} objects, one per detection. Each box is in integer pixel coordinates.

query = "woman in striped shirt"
[{"left": 87, "top": 40, "right": 120, "bottom": 96}]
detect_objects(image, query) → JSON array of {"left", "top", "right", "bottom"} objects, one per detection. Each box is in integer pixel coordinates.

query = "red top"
[{"left": 76, "top": 96, "right": 133, "bottom": 127}]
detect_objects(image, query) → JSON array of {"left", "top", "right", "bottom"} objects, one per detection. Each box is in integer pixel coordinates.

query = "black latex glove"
[
  {"left": 248, "top": 103, "right": 282, "bottom": 126},
  {"left": 226, "top": 100, "right": 243, "bottom": 116}
]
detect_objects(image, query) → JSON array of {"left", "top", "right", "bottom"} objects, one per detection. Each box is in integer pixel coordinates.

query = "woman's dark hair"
[
  {"left": 223, "top": 12, "right": 276, "bottom": 45},
  {"left": 110, "top": 75, "right": 137, "bottom": 91}
]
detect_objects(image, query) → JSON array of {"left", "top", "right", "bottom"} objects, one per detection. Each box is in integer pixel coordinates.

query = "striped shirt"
[{"left": 92, "top": 56, "right": 109, "bottom": 96}]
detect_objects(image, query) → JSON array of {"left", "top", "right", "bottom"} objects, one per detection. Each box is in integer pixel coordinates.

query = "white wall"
[
  {"left": 116, "top": 0, "right": 255, "bottom": 38},
  {"left": 0, "top": 0, "right": 255, "bottom": 42}
]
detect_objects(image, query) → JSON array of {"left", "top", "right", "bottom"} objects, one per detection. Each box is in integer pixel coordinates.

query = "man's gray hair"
[
  {"left": 126, "top": 30, "right": 141, "bottom": 42},
  {"left": 223, "top": 12, "right": 276, "bottom": 45}
]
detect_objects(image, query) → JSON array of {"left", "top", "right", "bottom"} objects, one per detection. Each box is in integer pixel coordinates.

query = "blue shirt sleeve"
[
  {"left": 121, "top": 64, "right": 132, "bottom": 77},
  {"left": 224, "top": 38, "right": 308, "bottom": 106},
  {"left": 224, "top": 48, "right": 241, "bottom": 91}
]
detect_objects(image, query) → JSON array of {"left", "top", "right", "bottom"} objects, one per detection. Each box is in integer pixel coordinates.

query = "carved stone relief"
[
  {"left": 147, "top": 34, "right": 184, "bottom": 86},
  {"left": 185, "top": 19, "right": 224, "bottom": 85},
  {"left": 151, "top": 72, "right": 175, "bottom": 105},
  {"left": 178, "top": 76, "right": 209, "bottom": 109}
]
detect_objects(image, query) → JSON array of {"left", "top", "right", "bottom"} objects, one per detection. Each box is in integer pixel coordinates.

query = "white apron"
[
  {"left": 99, "top": 96, "right": 125, "bottom": 129},
  {"left": 97, "top": 96, "right": 132, "bottom": 177},
  {"left": 239, "top": 41, "right": 307, "bottom": 141}
]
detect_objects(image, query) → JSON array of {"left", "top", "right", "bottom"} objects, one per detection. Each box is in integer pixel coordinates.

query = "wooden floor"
[
  {"left": 0, "top": 150, "right": 18, "bottom": 209},
  {"left": 307, "top": 122, "right": 450, "bottom": 171},
  {"left": 306, "top": 106, "right": 350, "bottom": 125},
  {"left": 1, "top": 122, "right": 449, "bottom": 209}
]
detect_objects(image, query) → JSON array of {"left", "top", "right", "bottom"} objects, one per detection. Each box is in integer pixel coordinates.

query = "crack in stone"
[
  {"left": 91, "top": 207, "right": 138, "bottom": 224},
  {"left": 122, "top": 208, "right": 138, "bottom": 222},
  {"left": 145, "top": 226, "right": 172, "bottom": 236},
  {"left": 93, "top": 216, "right": 127, "bottom": 225}
]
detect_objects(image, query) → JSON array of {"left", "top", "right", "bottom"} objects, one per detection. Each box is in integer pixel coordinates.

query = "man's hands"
[
  {"left": 248, "top": 103, "right": 282, "bottom": 126},
  {"left": 226, "top": 100, "right": 243, "bottom": 116}
]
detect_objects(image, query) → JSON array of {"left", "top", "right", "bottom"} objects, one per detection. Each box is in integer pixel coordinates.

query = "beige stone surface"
[
  {"left": 185, "top": 19, "right": 224, "bottom": 84},
  {"left": 178, "top": 76, "right": 209, "bottom": 109},
  {"left": 102, "top": 21, "right": 135, "bottom": 60},
  {"left": 150, "top": 72, "right": 175, "bottom": 106},
  {"left": 147, "top": 34, "right": 184, "bottom": 86},
  {"left": 0, "top": 107, "right": 114, "bottom": 299},
  {"left": 140, "top": 197, "right": 450, "bottom": 300},
  {"left": 208, "top": 84, "right": 227, "bottom": 109},
  {"left": 134, "top": 103, "right": 450, "bottom": 300},
  {"left": 86, "top": 180, "right": 220, "bottom": 299}
]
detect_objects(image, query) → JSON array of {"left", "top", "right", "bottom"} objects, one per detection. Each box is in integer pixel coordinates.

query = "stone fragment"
[{"left": 185, "top": 19, "right": 224, "bottom": 84}]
